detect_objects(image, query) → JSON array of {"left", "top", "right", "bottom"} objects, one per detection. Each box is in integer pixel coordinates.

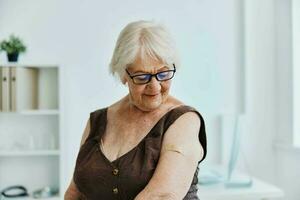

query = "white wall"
[
  {"left": 243, "top": 0, "right": 277, "bottom": 183},
  {"left": 274, "top": 0, "right": 300, "bottom": 199},
  {"left": 242, "top": 0, "right": 300, "bottom": 199},
  {"left": 0, "top": 0, "right": 243, "bottom": 193},
  {"left": 292, "top": 0, "right": 300, "bottom": 147}
]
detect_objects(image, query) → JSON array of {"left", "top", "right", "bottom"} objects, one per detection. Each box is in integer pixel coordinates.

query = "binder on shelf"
[
  {"left": 10, "top": 67, "right": 16, "bottom": 111},
  {"left": 10, "top": 67, "right": 38, "bottom": 111},
  {"left": 38, "top": 68, "right": 58, "bottom": 109},
  {"left": 1, "top": 67, "right": 11, "bottom": 112},
  {"left": 0, "top": 67, "right": 2, "bottom": 111}
]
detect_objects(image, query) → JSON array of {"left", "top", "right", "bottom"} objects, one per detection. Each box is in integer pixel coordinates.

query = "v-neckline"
[{"left": 97, "top": 105, "right": 185, "bottom": 164}]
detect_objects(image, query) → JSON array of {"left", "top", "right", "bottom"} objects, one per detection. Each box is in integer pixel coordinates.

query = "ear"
[{"left": 121, "top": 76, "right": 127, "bottom": 85}]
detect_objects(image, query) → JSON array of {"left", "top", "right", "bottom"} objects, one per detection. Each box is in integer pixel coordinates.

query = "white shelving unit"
[
  {"left": 0, "top": 150, "right": 60, "bottom": 156},
  {"left": 7, "top": 196, "right": 60, "bottom": 200},
  {"left": 0, "top": 64, "right": 64, "bottom": 199},
  {"left": 0, "top": 109, "right": 59, "bottom": 115}
]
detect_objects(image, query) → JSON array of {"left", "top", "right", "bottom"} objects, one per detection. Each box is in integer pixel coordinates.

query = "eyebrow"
[{"left": 132, "top": 66, "right": 169, "bottom": 74}]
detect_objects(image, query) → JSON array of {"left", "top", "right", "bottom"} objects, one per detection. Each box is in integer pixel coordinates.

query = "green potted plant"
[{"left": 0, "top": 34, "right": 26, "bottom": 62}]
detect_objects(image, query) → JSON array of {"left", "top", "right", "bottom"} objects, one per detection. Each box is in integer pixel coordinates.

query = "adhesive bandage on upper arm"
[{"left": 163, "top": 144, "right": 184, "bottom": 156}]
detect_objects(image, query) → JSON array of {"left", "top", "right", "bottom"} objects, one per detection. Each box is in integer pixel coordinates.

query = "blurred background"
[{"left": 0, "top": 0, "right": 299, "bottom": 199}]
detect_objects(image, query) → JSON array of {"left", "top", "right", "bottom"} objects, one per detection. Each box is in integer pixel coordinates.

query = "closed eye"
[
  {"left": 157, "top": 71, "right": 172, "bottom": 80},
  {"left": 134, "top": 74, "right": 151, "bottom": 81}
]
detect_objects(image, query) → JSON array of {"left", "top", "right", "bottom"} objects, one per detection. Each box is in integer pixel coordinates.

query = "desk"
[{"left": 197, "top": 166, "right": 284, "bottom": 200}]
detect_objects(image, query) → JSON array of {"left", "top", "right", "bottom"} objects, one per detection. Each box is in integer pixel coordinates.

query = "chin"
[
  {"left": 143, "top": 98, "right": 163, "bottom": 111},
  {"left": 145, "top": 102, "right": 161, "bottom": 111},
  {"left": 132, "top": 94, "right": 167, "bottom": 112}
]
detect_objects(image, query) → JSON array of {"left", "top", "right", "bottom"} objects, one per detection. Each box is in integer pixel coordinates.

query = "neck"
[{"left": 124, "top": 94, "right": 163, "bottom": 116}]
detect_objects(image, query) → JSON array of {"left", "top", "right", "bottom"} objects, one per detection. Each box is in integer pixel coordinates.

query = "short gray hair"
[{"left": 109, "top": 20, "right": 180, "bottom": 82}]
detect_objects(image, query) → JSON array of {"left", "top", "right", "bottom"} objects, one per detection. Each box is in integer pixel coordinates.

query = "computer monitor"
[
  {"left": 198, "top": 114, "right": 252, "bottom": 187},
  {"left": 224, "top": 114, "right": 252, "bottom": 187}
]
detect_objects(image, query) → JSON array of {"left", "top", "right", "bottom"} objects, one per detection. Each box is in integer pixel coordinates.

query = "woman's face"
[{"left": 124, "top": 57, "right": 173, "bottom": 112}]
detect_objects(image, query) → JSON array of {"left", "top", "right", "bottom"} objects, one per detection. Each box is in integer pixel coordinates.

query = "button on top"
[
  {"left": 112, "top": 168, "right": 119, "bottom": 175},
  {"left": 112, "top": 187, "right": 118, "bottom": 194}
]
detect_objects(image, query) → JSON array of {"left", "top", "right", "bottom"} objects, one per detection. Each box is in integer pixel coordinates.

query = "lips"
[{"left": 145, "top": 94, "right": 159, "bottom": 97}]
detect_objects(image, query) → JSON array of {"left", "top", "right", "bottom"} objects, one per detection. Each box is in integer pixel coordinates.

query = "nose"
[{"left": 147, "top": 76, "right": 161, "bottom": 91}]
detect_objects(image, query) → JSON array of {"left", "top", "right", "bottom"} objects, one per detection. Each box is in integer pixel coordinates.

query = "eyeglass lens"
[{"left": 133, "top": 70, "right": 174, "bottom": 84}]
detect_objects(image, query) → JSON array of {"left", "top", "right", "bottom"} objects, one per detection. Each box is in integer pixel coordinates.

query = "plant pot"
[{"left": 7, "top": 52, "right": 19, "bottom": 62}]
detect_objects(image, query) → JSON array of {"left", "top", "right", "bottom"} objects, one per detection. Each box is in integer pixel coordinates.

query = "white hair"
[{"left": 109, "top": 20, "right": 180, "bottom": 83}]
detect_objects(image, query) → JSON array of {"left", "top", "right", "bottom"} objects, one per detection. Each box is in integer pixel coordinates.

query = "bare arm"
[
  {"left": 134, "top": 112, "right": 204, "bottom": 200},
  {"left": 64, "top": 179, "right": 82, "bottom": 200},
  {"left": 64, "top": 118, "right": 91, "bottom": 200}
]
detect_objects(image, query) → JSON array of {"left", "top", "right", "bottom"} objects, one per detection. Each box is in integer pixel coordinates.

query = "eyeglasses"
[{"left": 125, "top": 64, "right": 176, "bottom": 85}]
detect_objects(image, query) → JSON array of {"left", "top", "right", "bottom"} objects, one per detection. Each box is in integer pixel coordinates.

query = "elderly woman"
[{"left": 64, "top": 20, "right": 207, "bottom": 200}]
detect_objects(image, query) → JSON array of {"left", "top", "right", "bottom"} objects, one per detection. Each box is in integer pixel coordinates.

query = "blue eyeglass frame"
[{"left": 125, "top": 64, "right": 176, "bottom": 85}]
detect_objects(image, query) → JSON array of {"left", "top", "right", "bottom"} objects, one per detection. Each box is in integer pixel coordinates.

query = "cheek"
[
  {"left": 161, "top": 81, "right": 171, "bottom": 94},
  {"left": 129, "top": 84, "right": 145, "bottom": 98}
]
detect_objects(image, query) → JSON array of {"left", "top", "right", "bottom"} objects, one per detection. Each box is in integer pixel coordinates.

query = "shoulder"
[
  {"left": 90, "top": 107, "right": 108, "bottom": 116},
  {"left": 89, "top": 98, "right": 125, "bottom": 127},
  {"left": 90, "top": 105, "right": 110, "bottom": 122},
  {"left": 88, "top": 107, "right": 108, "bottom": 131},
  {"left": 167, "top": 105, "right": 202, "bottom": 133},
  {"left": 166, "top": 95, "right": 184, "bottom": 107},
  {"left": 165, "top": 108, "right": 201, "bottom": 146},
  {"left": 166, "top": 96, "right": 203, "bottom": 118},
  {"left": 166, "top": 104, "right": 204, "bottom": 127},
  {"left": 90, "top": 95, "right": 126, "bottom": 115}
]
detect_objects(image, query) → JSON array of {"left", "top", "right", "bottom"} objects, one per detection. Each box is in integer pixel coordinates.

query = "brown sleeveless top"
[{"left": 73, "top": 105, "right": 207, "bottom": 200}]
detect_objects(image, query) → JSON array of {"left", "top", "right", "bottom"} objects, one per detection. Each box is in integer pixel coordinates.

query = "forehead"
[{"left": 127, "top": 56, "right": 167, "bottom": 72}]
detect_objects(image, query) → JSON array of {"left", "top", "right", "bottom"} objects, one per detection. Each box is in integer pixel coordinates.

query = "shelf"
[
  {"left": 19, "top": 109, "right": 59, "bottom": 115},
  {"left": 0, "top": 63, "right": 59, "bottom": 68},
  {"left": 0, "top": 150, "right": 60, "bottom": 157},
  {"left": 6, "top": 195, "right": 60, "bottom": 200},
  {"left": 0, "top": 109, "right": 59, "bottom": 115}
]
